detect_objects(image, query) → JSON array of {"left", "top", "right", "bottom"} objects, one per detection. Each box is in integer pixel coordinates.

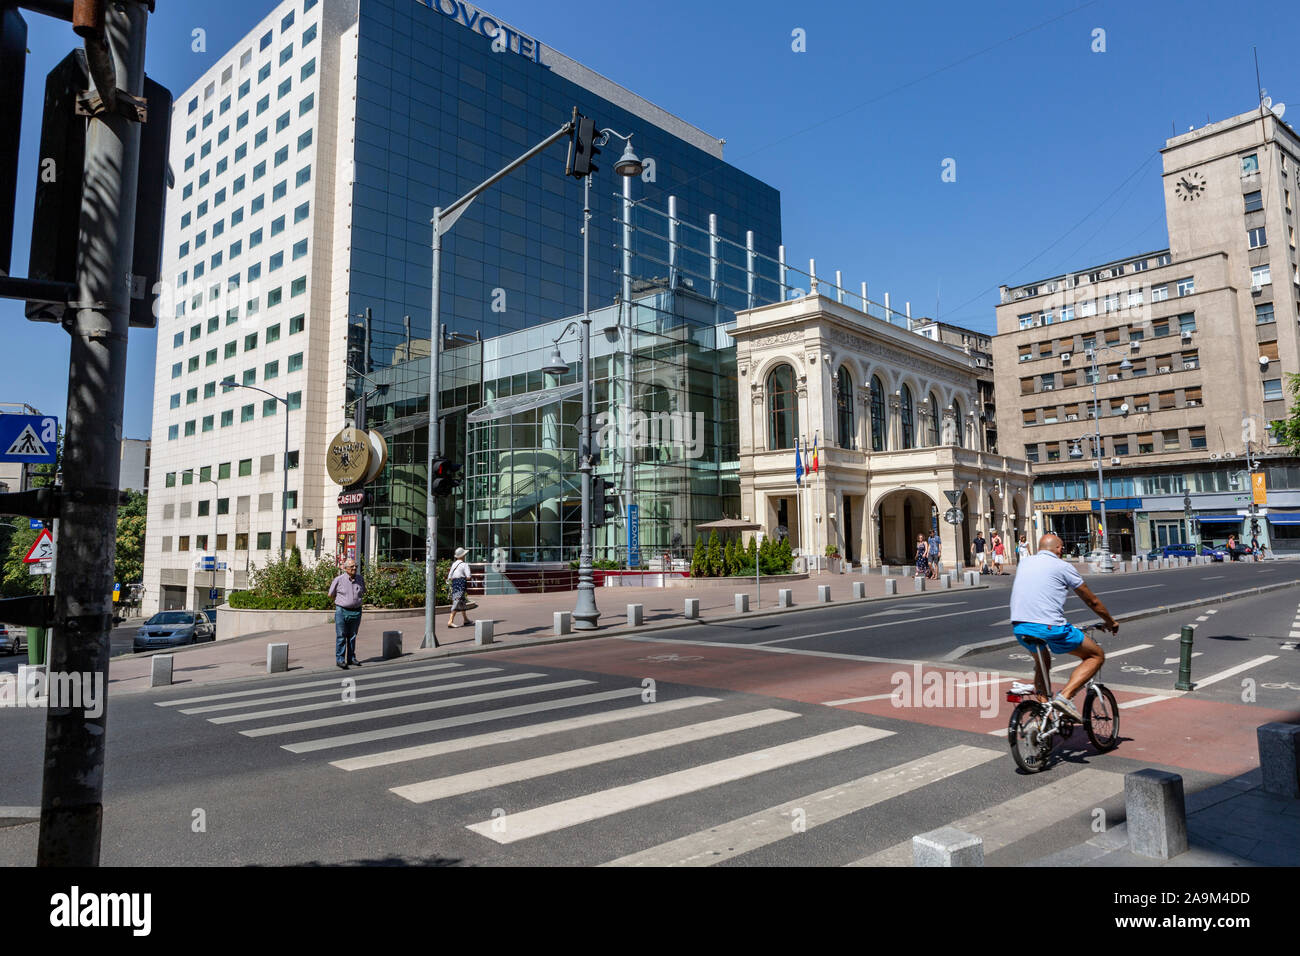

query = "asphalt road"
[{"left": 0, "top": 561, "right": 1294, "bottom": 867}]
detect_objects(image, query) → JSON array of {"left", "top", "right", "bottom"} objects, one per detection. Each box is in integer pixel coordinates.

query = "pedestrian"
[
  {"left": 972, "top": 529, "right": 988, "bottom": 574},
  {"left": 328, "top": 558, "right": 365, "bottom": 669},
  {"left": 1227, "top": 533, "right": 1238, "bottom": 561},
  {"left": 914, "top": 533, "right": 930, "bottom": 579},
  {"left": 992, "top": 532, "right": 1007, "bottom": 575},
  {"left": 446, "top": 547, "right": 474, "bottom": 628},
  {"left": 927, "top": 529, "right": 942, "bottom": 578},
  {"left": 1250, "top": 532, "right": 1261, "bottom": 562},
  {"left": 1017, "top": 534, "right": 1029, "bottom": 564}
]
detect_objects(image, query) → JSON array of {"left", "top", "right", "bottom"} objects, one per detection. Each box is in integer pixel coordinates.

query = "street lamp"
[
  {"left": 221, "top": 379, "right": 291, "bottom": 558},
  {"left": 182, "top": 468, "right": 220, "bottom": 606}
]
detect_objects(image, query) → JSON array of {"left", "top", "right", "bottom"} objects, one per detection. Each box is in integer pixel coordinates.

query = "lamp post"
[
  {"left": 1064, "top": 346, "right": 1132, "bottom": 571},
  {"left": 221, "top": 379, "right": 290, "bottom": 558},
  {"left": 183, "top": 469, "right": 220, "bottom": 606},
  {"left": 540, "top": 130, "right": 642, "bottom": 630}
]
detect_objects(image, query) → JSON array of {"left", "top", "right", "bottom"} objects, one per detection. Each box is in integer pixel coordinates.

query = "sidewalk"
[{"left": 103, "top": 567, "right": 974, "bottom": 695}]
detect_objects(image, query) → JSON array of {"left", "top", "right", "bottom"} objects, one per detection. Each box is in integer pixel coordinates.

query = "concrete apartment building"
[{"left": 993, "top": 105, "right": 1300, "bottom": 556}]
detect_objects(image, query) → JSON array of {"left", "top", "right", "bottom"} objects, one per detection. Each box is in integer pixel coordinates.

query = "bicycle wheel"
[
  {"left": 1008, "top": 701, "right": 1052, "bottom": 773},
  {"left": 1084, "top": 685, "right": 1121, "bottom": 751}
]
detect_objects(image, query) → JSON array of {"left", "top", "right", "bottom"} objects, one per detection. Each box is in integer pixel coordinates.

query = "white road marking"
[
  {"left": 1281, "top": 641, "right": 1299, "bottom": 651},
  {"left": 392, "top": 709, "right": 802, "bottom": 803},
  {"left": 1050, "top": 644, "right": 1152, "bottom": 672},
  {"left": 1119, "top": 695, "right": 1174, "bottom": 709},
  {"left": 822, "top": 692, "right": 897, "bottom": 706},
  {"left": 755, "top": 609, "right": 979, "bottom": 645},
  {"left": 846, "top": 769, "right": 1125, "bottom": 865},
  {"left": 208, "top": 672, "right": 548, "bottom": 724},
  {"left": 332, "top": 696, "right": 719, "bottom": 770},
  {"left": 1190, "top": 656, "right": 1278, "bottom": 689},
  {"left": 283, "top": 688, "right": 643, "bottom": 753},
  {"left": 1163, "top": 633, "right": 1181, "bottom": 641},
  {"left": 154, "top": 662, "right": 465, "bottom": 706},
  {"left": 178, "top": 667, "right": 502, "bottom": 714},
  {"left": 1289, "top": 631, "right": 1300, "bottom": 639},
  {"left": 1195, "top": 615, "right": 1209, "bottom": 622},
  {"left": 1163, "top": 653, "right": 1201, "bottom": 665},
  {"left": 603, "top": 746, "right": 1001, "bottom": 867},
  {"left": 240, "top": 679, "right": 594, "bottom": 737},
  {"left": 1205, "top": 575, "right": 1224, "bottom": 579},
  {"left": 1205, "top": 609, "right": 1218, "bottom": 615},
  {"left": 465, "top": 726, "right": 891, "bottom": 844}
]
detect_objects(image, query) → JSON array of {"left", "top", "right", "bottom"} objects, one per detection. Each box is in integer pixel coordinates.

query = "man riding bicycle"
[{"left": 1009, "top": 533, "right": 1119, "bottom": 723}]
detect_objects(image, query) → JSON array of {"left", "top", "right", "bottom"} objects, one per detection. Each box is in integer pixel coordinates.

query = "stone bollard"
[
  {"left": 818, "top": 585, "right": 831, "bottom": 603},
  {"left": 267, "top": 642, "right": 288, "bottom": 673},
  {"left": 150, "top": 654, "right": 173, "bottom": 688},
  {"left": 914, "top": 577, "right": 926, "bottom": 592},
  {"left": 853, "top": 581, "right": 866, "bottom": 599},
  {"left": 627, "top": 604, "right": 643, "bottom": 627},
  {"left": 912, "top": 827, "right": 984, "bottom": 867},
  {"left": 939, "top": 575, "right": 951, "bottom": 589},
  {"left": 382, "top": 630, "right": 402, "bottom": 659},
  {"left": 1125, "top": 769, "right": 1188, "bottom": 859},
  {"left": 881, "top": 565, "right": 891, "bottom": 576},
  {"left": 684, "top": 598, "right": 700, "bottom": 619},
  {"left": 1257, "top": 723, "right": 1300, "bottom": 798},
  {"left": 735, "top": 593, "right": 750, "bottom": 613},
  {"left": 965, "top": 571, "right": 977, "bottom": 587},
  {"left": 474, "top": 620, "right": 495, "bottom": 645},
  {"left": 778, "top": 588, "right": 793, "bottom": 608},
  {"left": 884, "top": 579, "right": 897, "bottom": 596},
  {"left": 553, "top": 612, "right": 572, "bottom": 636}
]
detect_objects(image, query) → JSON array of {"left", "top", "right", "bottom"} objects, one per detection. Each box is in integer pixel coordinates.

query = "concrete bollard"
[
  {"left": 267, "top": 642, "right": 288, "bottom": 673},
  {"left": 734, "top": 593, "right": 749, "bottom": 613},
  {"left": 884, "top": 579, "right": 897, "bottom": 596},
  {"left": 818, "top": 585, "right": 831, "bottom": 603},
  {"left": 150, "top": 654, "right": 173, "bottom": 687},
  {"left": 853, "top": 581, "right": 866, "bottom": 599},
  {"left": 912, "top": 827, "right": 984, "bottom": 867},
  {"left": 939, "top": 575, "right": 951, "bottom": 589},
  {"left": 1257, "top": 723, "right": 1300, "bottom": 798},
  {"left": 1125, "top": 769, "right": 1188, "bottom": 859},
  {"left": 914, "top": 577, "right": 925, "bottom": 592},
  {"left": 553, "top": 612, "right": 572, "bottom": 636},
  {"left": 777, "top": 588, "right": 792, "bottom": 608},
  {"left": 684, "top": 598, "right": 700, "bottom": 619},
  {"left": 627, "top": 604, "right": 643, "bottom": 627},
  {"left": 474, "top": 620, "right": 495, "bottom": 645},
  {"left": 382, "top": 630, "right": 402, "bottom": 659},
  {"left": 881, "top": 565, "right": 891, "bottom": 576}
]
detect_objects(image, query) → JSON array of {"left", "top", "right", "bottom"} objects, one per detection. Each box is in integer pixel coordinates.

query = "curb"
[{"left": 945, "top": 577, "right": 1300, "bottom": 661}]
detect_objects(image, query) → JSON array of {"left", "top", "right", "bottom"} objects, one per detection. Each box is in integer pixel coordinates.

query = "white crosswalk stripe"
[
  {"left": 154, "top": 662, "right": 468, "bottom": 707},
  {"left": 179, "top": 667, "right": 503, "bottom": 714},
  {"left": 603, "top": 745, "right": 1001, "bottom": 867}
]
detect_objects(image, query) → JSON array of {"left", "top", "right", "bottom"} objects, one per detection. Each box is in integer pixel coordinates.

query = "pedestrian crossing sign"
[{"left": 0, "top": 415, "right": 58, "bottom": 464}]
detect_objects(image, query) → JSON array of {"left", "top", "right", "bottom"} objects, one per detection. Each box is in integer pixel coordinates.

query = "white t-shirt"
[
  {"left": 1009, "top": 552, "right": 1084, "bottom": 626},
  {"left": 447, "top": 560, "right": 471, "bottom": 582}
]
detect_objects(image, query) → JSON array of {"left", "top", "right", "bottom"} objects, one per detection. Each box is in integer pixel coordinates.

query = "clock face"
[{"left": 1175, "top": 170, "right": 1207, "bottom": 201}]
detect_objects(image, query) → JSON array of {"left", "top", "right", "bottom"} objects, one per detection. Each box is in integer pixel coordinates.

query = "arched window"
[
  {"left": 836, "top": 366, "right": 854, "bottom": 449},
  {"left": 766, "top": 364, "right": 798, "bottom": 449},
  {"left": 952, "top": 397, "right": 963, "bottom": 447},
  {"left": 870, "top": 375, "right": 886, "bottom": 452},
  {"left": 927, "top": 391, "right": 940, "bottom": 446},
  {"left": 900, "top": 385, "right": 915, "bottom": 449}
]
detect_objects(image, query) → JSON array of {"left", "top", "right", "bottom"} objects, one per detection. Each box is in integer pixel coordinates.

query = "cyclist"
[{"left": 1009, "top": 533, "right": 1119, "bottom": 722}]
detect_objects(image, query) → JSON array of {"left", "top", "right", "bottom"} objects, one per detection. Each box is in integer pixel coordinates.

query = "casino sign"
[{"left": 326, "top": 427, "right": 389, "bottom": 488}]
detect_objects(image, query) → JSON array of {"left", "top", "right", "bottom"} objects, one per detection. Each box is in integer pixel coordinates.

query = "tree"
[
  {"left": 1270, "top": 374, "right": 1300, "bottom": 453},
  {"left": 706, "top": 530, "right": 723, "bottom": 577},
  {"left": 114, "top": 490, "right": 147, "bottom": 587},
  {"left": 2, "top": 521, "right": 43, "bottom": 598},
  {"left": 690, "top": 535, "right": 705, "bottom": 577}
]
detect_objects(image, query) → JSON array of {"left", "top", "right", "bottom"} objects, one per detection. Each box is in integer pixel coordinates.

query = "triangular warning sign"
[
  {"left": 24, "top": 528, "right": 54, "bottom": 563},
  {"left": 944, "top": 490, "right": 962, "bottom": 506},
  {"left": 6, "top": 424, "right": 49, "bottom": 458}
]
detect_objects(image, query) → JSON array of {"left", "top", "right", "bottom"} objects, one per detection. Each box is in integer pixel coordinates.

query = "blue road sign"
[
  {"left": 209, "top": 589, "right": 219, "bottom": 600},
  {"left": 29, "top": 519, "right": 43, "bottom": 529},
  {"left": 627, "top": 504, "right": 640, "bottom": 568},
  {"left": 200, "top": 555, "right": 215, "bottom": 570},
  {"left": 0, "top": 415, "right": 58, "bottom": 464}
]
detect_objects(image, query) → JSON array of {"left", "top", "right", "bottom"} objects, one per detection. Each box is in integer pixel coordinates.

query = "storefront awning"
[
  {"left": 466, "top": 383, "right": 583, "bottom": 423},
  {"left": 1197, "top": 513, "right": 1243, "bottom": 523},
  {"left": 1267, "top": 512, "right": 1300, "bottom": 525}
]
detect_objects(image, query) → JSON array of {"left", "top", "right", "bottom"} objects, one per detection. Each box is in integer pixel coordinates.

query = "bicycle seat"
[{"left": 1018, "top": 636, "right": 1048, "bottom": 647}]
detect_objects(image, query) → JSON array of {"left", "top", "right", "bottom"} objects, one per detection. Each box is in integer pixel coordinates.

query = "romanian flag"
[
  {"left": 811, "top": 433, "right": 819, "bottom": 473},
  {"left": 794, "top": 437, "right": 804, "bottom": 486}
]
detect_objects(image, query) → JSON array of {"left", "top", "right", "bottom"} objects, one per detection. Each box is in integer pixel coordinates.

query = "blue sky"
[{"left": 4, "top": 0, "right": 1298, "bottom": 438}]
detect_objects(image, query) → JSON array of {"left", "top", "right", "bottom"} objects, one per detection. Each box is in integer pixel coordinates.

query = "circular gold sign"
[{"left": 326, "top": 427, "right": 371, "bottom": 486}]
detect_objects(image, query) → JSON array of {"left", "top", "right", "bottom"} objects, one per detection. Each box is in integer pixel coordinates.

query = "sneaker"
[
  {"left": 1052, "top": 693, "right": 1083, "bottom": 723},
  {"left": 1009, "top": 681, "right": 1035, "bottom": 695}
]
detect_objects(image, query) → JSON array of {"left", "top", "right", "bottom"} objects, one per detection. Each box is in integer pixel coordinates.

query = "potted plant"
[{"left": 825, "top": 543, "right": 842, "bottom": 574}]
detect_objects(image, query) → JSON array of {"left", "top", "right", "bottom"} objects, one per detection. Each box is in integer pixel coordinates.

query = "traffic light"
[
  {"left": 431, "top": 458, "right": 463, "bottom": 497},
  {"left": 592, "top": 477, "right": 618, "bottom": 527},
  {"left": 1251, "top": 518, "right": 1260, "bottom": 536},
  {"left": 0, "top": 6, "right": 27, "bottom": 277},
  {"left": 565, "top": 111, "right": 600, "bottom": 179}
]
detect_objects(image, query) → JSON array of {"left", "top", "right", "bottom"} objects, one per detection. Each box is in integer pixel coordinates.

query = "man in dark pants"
[
  {"left": 329, "top": 559, "right": 365, "bottom": 669},
  {"left": 971, "top": 530, "right": 988, "bottom": 575}
]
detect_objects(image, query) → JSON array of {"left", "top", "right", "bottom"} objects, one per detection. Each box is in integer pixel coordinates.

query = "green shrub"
[{"left": 228, "top": 590, "right": 332, "bottom": 610}]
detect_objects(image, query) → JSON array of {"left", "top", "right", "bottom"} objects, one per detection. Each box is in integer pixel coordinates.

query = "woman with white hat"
[{"left": 446, "top": 547, "right": 473, "bottom": 628}]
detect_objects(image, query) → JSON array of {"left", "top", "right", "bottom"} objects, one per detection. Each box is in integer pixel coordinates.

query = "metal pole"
[
  {"left": 422, "top": 209, "right": 443, "bottom": 649},
  {"left": 1092, "top": 351, "right": 1111, "bottom": 571},
  {"left": 38, "top": 0, "right": 148, "bottom": 867},
  {"left": 621, "top": 169, "right": 634, "bottom": 566},
  {"left": 280, "top": 398, "right": 289, "bottom": 558},
  {"left": 573, "top": 174, "right": 599, "bottom": 628}
]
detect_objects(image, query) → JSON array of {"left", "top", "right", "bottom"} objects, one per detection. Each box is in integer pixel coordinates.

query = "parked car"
[
  {"left": 0, "top": 624, "right": 25, "bottom": 656},
  {"left": 133, "top": 611, "right": 216, "bottom": 653},
  {"left": 1202, "top": 544, "right": 1229, "bottom": 562}
]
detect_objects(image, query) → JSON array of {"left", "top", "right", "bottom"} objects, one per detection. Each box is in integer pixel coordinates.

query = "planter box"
[{"left": 213, "top": 604, "right": 426, "bottom": 642}]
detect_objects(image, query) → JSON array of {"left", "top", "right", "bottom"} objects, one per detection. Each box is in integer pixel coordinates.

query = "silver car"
[
  {"left": 0, "top": 624, "right": 25, "bottom": 656},
  {"left": 133, "top": 611, "right": 215, "bottom": 653}
]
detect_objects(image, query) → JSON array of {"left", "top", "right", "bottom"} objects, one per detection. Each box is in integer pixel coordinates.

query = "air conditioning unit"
[
  {"left": 1066, "top": 413, "right": 1079, "bottom": 421},
  {"left": 1085, "top": 348, "right": 1095, "bottom": 359},
  {"left": 1061, "top": 352, "right": 1072, "bottom": 363},
  {"left": 1209, "top": 452, "right": 1220, "bottom": 460},
  {"left": 1181, "top": 330, "right": 1193, "bottom": 340},
  {"left": 1111, "top": 457, "right": 1121, "bottom": 466},
  {"left": 1183, "top": 361, "right": 1197, "bottom": 370},
  {"left": 1130, "top": 341, "right": 1141, "bottom": 351},
  {"left": 1252, "top": 284, "right": 1262, "bottom": 294},
  {"left": 1042, "top": 384, "right": 1055, "bottom": 391},
  {"left": 1187, "top": 399, "right": 1200, "bottom": 406},
  {"left": 1106, "top": 374, "right": 1119, "bottom": 381},
  {"left": 1158, "top": 365, "right": 1171, "bottom": 373}
]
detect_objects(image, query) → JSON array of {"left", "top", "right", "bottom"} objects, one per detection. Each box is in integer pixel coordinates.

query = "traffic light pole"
[
  {"left": 573, "top": 173, "right": 599, "bottom": 629},
  {"left": 38, "top": 0, "right": 149, "bottom": 866}
]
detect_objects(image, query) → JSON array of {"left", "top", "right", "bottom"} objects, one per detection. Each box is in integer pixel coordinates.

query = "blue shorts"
[{"left": 1013, "top": 622, "right": 1085, "bottom": 655}]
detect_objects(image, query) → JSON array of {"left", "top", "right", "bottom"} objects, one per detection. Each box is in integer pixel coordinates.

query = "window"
[
  {"left": 279, "top": 45, "right": 293, "bottom": 66},
  {"left": 278, "top": 78, "right": 292, "bottom": 100},
  {"left": 1161, "top": 429, "right": 1180, "bottom": 452},
  {"left": 188, "top": 356, "right": 200, "bottom": 373},
  {"left": 1245, "top": 190, "right": 1264, "bottom": 213},
  {"left": 290, "top": 277, "right": 306, "bottom": 297},
  {"left": 294, "top": 201, "right": 310, "bottom": 223},
  {"left": 258, "top": 64, "right": 271, "bottom": 84},
  {"left": 184, "top": 154, "right": 195, "bottom": 172},
  {"left": 303, "top": 23, "right": 317, "bottom": 44},
  {"left": 257, "top": 532, "right": 272, "bottom": 551},
  {"left": 1264, "top": 379, "right": 1284, "bottom": 401},
  {"left": 178, "top": 537, "right": 190, "bottom": 553},
  {"left": 1256, "top": 302, "right": 1275, "bottom": 324},
  {"left": 1176, "top": 277, "right": 1195, "bottom": 296},
  {"left": 1039, "top": 373, "right": 1056, "bottom": 390},
  {"left": 268, "top": 287, "right": 283, "bottom": 307},
  {"left": 286, "top": 391, "right": 301, "bottom": 411},
  {"left": 288, "top": 352, "right": 303, "bottom": 373},
  {"left": 1113, "top": 439, "right": 1129, "bottom": 456},
  {"left": 301, "top": 58, "right": 316, "bottom": 81},
  {"left": 292, "top": 239, "right": 308, "bottom": 261},
  {"left": 271, "top": 215, "right": 285, "bottom": 236},
  {"left": 299, "top": 94, "right": 314, "bottom": 118},
  {"left": 251, "top": 195, "right": 265, "bottom": 214},
  {"left": 167, "top": 424, "right": 179, "bottom": 441},
  {"left": 289, "top": 313, "right": 305, "bottom": 334},
  {"left": 1153, "top": 321, "right": 1169, "bottom": 338},
  {"left": 1241, "top": 153, "right": 1259, "bottom": 176},
  {"left": 238, "top": 459, "right": 252, "bottom": 477},
  {"left": 172, "top": 362, "right": 182, "bottom": 379},
  {"left": 249, "top": 228, "right": 263, "bottom": 248},
  {"left": 1023, "top": 443, "right": 1039, "bottom": 464},
  {"left": 232, "top": 174, "right": 245, "bottom": 194},
  {"left": 1189, "top": 428, "right": 1207, "bottom": 450},
  {"left": 766, "top": 365, "right": 797, "bottom": 450},
  {"left": 1252, "top": 264, "right": 1271, "bottom": 287},
  {"left": 1138, "top": 433, "right": 1154, "bottom": 454},
  {"left": 255, "top": 127, "right": 268, "bottom": 148},
  {"left": 259, "top": 30, "right": 272, "bottom": 51},
  {"left": 240, "top": 404, "right": 255, "bottom": 423},
  {"left": 283, "top": 490, "right": 298, "bottom": 511},
  {"left": 207, "top": 316, "right": 219, "bottom": 334},
  {"left": 238, "top": 79, "right": 250, "bottom": 100},
  {"left": 265, "top": 360, "right": 279, "bottom": 380},
  {"left": 220, "top": 409, "right": 233, "bottom": 428},
  {"left": 230, "top": 239, "right": 242, "bottom": 259},
  {"left": 297, "top": 129, "right": 313, "bottom": 151},
  {"left": 263, "top": 398, "right": 278, "bottom": 417},
  {"left": 266, "top": 323, "right": 281, "bottom": 343},
  {"left": 253, "top": 160, "right": 266, "bottom": 181},
  {"left": 1178, "top": 313, "right": 1196, "bottom": 333},
  {"left": 276, "top": 112, "right": 291, "bottom": 134},
  {"left": 184, "top": 420, "right": 196, "bottom": 437},
  {"left": 173, "top": 331, "right": 185, "bottom": 348},
  {"left": 169, "top": 393, "right": 180, "bottom": 409},
  {"left": 295, "top": 165, "right": 311, "bottom": 187},
  {"left": 272, "top": 180, "right": 287, "bottom": 201},
  {"left": 202, "top": 415, "right": 214, "bottom": 433},
  {"left": 1260, "top": 340, "right": 1280, "bottom": 363},
  {"left": 224, "top": 341, "right": 237, "bottom": 359},
  {"left": 261, "top": 455, "right": 275, "bottom": 475},
  {"left": 1151, "top": 284, "right": 1168, "bottom": 302},
  {"left": 1249, "top": 226, "right": 1267, "bottom": 249},
  {"left": 205, "top": 348, "right": 217, "bottom": 367},
  {"left": 231, "top": 207, "right": 244, "bottom": 226},
  {"left": 242, "top": 369, "right": 256, "bottom": 387},
  {"left": 899, "top": 385, "right": 915, "bottom": 449},
  {"left": 269, "top": 251, "right": 284, "bottom": 272}
]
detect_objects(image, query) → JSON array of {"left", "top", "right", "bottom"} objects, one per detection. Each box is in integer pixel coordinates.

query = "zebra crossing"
[{"left": 154, "top": 657, "right": 1128, "bottom": 865}]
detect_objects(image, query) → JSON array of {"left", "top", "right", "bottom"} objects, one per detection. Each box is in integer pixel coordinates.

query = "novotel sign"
[{"left": 413, "top": 0, "right": 544, "bottom": 64}]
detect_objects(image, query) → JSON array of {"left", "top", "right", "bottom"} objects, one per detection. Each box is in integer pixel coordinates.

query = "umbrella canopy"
[{"left": 696, "top": 518, "right": 761, "bottom": 532}]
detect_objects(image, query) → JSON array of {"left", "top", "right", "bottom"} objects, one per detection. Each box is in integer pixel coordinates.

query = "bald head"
[{"left": 1038, "top": 533, "right": 1064, "bottom": 556}]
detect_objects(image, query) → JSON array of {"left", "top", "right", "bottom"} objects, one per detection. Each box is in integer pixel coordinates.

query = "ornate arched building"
[{"left": 735, "top": 295, "right": 1033, "bottom": 568}]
